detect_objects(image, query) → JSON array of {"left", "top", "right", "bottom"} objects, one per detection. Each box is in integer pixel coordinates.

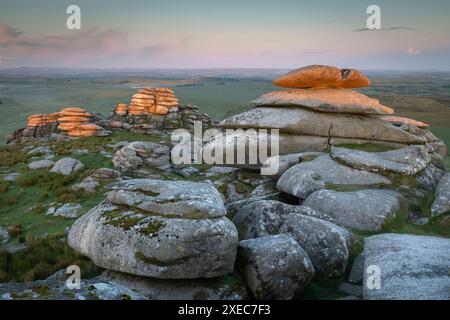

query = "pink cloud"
[
  {"left": 0, "top": 24, "right": 22, "bottom": 46},
  {"left": 406, "top": 47, "right": 421, "bottom": 56},
  {"left": 0, "top": 24, "right": 193, "bottom": 67},
  {"left": 0, "top": 25, "right": 130, "bottom": 66}
]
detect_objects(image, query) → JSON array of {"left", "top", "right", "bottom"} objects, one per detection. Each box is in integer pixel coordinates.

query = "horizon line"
[{"left": 1, "top": 66, "right": 450, "bottom": 72}]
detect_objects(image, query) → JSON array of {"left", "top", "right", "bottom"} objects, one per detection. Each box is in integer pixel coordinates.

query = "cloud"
[
  {"left": 0, "top": 23, "right": 194, "bottom": 67},
  {"left": 0, "top": 26, "right": 130, "bottom": 65},
  {"left": 406, "top": 47, "right": 421, "bottom": 56},
  {"left": 354, "top": 26, "right": 416, "bottom": 32},
  {"left": 0, "top": 24, "right": 22, "bottom": 45}
]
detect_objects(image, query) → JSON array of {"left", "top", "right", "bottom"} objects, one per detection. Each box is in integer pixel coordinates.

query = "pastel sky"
[{"left": 0, "top": 0, "right": 450, "bottom": 69}]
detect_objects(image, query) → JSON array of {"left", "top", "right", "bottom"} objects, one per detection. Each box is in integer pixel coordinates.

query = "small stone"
[
  {"left": 1, "top": 293, "right": 13, "bottom": 300},
  {"left": 28, "top": 159, "right": 55, "bottom": 170},
  {"left": 73, "top": 149, "right": 89, "bottom": 155},
  {"left": 27, "top": 146, "right": 52, "bottom": 156},
  {"left": 53, "top": 203, "right": 82, "bottom": 218},
  {"left": 413, "top": 217, "right": 429, "bottom": 226},
  {"left": 3, "top": 173, "right": 20, "bottom": 182},
  {"left": 72, "top": 177, "right": 100, "bottom": 193},
  {"left": 0, "top": 227, "right": 10, "bottom": 243},
  {"left": 178, "top": 166, "right": 199, "bottom": 177},
  {"left": 50, "top": 158, "right": 84, "bottom": 176},
  {"left": 91, "top": 168, "right": 121, "bottom": 180}
]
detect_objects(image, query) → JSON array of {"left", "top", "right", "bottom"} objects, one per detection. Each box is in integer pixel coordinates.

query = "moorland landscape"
[{"left": 0, "top": 66, "right": 449, "bottom": 300}]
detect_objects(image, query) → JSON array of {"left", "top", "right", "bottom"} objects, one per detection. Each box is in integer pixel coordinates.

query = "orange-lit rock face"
[
  {"left": 27, "top": 113, "right": 60, "bottom": 127},
  {"left": 61, "top": 107, "right": 87, "bottom": 113},
  {"left": 380, "top": 116, "right": 429, "bottom": 128},
  {"left": 24, "top": 107, "right": 107, "bottom": 139},
  {"left": 252, "top": 89, "right": 394, "bottom": 115},
  {"left": 55, "top": 108, "right": 105, "bottom": 137},
  {"left": 114, "top": 103, "right": 128, "bottom": 116},
  {"left": 120, "top": 87, "right": 180, "bottom": 116},
  {"left": 57, "top": 108, "right": 100, "bottom": 137},
  {"left": 58, "top": 116, "right": 90, "bottom": 123},
  {"left": 273, "top": 65, "right": 371, "bottom": 89}
]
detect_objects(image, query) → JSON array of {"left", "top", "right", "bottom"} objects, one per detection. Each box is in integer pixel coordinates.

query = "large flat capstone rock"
[
  {"left": 272, "top": 65, "right": 371, "bottom": 89},
  {"left": 276, "top": 155, "right": 390, "bottom": 199},
  {"left": 252, "top": 89, "right": 393, "bottom": 115},
  {"left": 68, "top": 179, "right": 238, "bottom": 279},
  {"left": 303, "top": 189, "right": 403, "bottom": 231},
  {"left": 362, "top": 234, "right": 450, "bottom": 300},
  {"left": 219, "top": 107, "right": 427, "bottom": 144}
]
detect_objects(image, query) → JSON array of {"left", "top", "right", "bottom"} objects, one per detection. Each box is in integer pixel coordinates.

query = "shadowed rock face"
[
  {"left": 0, "top": 269, "right": 249, "bottom": 300},
  {"left": 68, "top": 179, "right": 238, "bottom": 279},
  {"left": 273, "top": 65, "right": 371, "bottom": 89},
  {"left": 431, "top": 173, "right": 450, "bottom": 216},
  {"left": 232, "top": 200, "right": 353, "bottom": 279},
  {"left": 233, "top": 200, "right": 334, "bottom": 240},
  {"left": 252, "top": 89, "right": 393, "bottom": 115},
  {"left": 278, "top": 215, "right": 352, "bottom": 279},
  {"left": 276, "top": 155, "right": 391, "bottom": 199},
  {"left": 330, "top": 146, "right": 431, "bottom": 175},
  {"left": 362, "top": 234, "right": 450, "bottom": 300},
  {"left": 237, "top": 234, "right": 314, "bottom": 300},
  {"left": 98, "top": 270, "right": 248, "bottom": 300}
]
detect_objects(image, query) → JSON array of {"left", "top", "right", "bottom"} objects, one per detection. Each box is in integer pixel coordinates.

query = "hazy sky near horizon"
[{"left": 0, "top": 0, "right": 449, "bottom": 70}]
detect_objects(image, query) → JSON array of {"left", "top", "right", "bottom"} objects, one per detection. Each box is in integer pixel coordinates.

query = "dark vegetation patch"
[
  {"left": 0, "top": 234, "right": 102, "bottom": 283},
  {"left": 0, "top": 144, "right": 27, "bottom": 167}
]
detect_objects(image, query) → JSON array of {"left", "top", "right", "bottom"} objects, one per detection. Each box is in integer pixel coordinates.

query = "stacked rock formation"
[
  {"left": 114, "top": 87, "right": 179, "bottom": 117},
  {"left": 27, "top": 113, "right": 60, "bottom": 127},
  {"left": 6, "top": 107, "right": 109, "bottom": 143},
  {"left": 57, "top": 108, "right": 106, "bottom": 137},
  {"left": 114, "top": 103, "right": 128, "bottom": 116},
  {"left": 108, "top": 88, "right": 214, "bottom": 133},
  {"left": 207, "top": 65, "right": 446, "bottom": 164}
]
